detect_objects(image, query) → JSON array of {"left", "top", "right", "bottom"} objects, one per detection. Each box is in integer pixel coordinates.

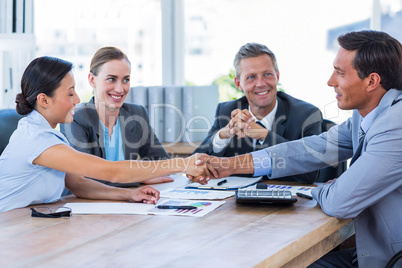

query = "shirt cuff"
[
  {"left": 212, "top": 130, "right": 230, "bottom": 153},
  {"left": 250, "top": 150, "right": 272, "bottom": 177}
]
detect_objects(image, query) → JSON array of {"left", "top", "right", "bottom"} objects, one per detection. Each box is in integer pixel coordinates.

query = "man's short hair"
[
  {"left": 338, "top": 30, "right": 402, "bottom": 91},
  {"left": 233, "top": 43, "right": 278, "bottom": 78}
]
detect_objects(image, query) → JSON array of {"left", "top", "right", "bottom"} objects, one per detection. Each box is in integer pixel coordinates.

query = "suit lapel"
[
  {"left": 240, "top": 137, "right": 254, "bottom": 154},
  {"left": 87, "top": 97, "right": 106, "bottom": 158},
  {"left": 352, "top": 89, "right": 402, "bottom": 155},
  {"left": 373, "top": 89, "right": 402, "bottom": 121},
  {"left": 238, "top": 96, "right": 249, "bottom": 110},
  {"left": 119, "top": 105, "right": 133, "bottom": 159},
  {"left": 272, "top": 96, "right": 287, "bottom": 137}
]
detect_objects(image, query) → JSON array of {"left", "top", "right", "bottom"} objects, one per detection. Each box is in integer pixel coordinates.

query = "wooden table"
[
  {"left": 0, "top": 177, "right": 354, "bottom": 268},
  {"left": 162, "top": 142, "right": 200, "bottom": 157}
]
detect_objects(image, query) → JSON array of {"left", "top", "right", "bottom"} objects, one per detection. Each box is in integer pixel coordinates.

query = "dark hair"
[
  {"left": 15, "top": 56, "right": 73, "bottom": 115},
  {"left": 233, "top": 43, "right": 278, "bottom": 78},
  {"left": 90, "top": 47, "right": 130, "bottom": 76},
  {"left": 338, "top": 30, "right": 402, "bottom": 91}
]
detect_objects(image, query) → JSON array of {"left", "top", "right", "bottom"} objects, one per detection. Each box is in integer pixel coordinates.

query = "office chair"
[
  {"left": 0, "top": 108, "right": 24, "bottom": 155},
  {"left": 386, "top": 250, "right": 402, "bottom": 268},
  {"left": 316, "top": 119, "right": 347, "bottom": 182}
]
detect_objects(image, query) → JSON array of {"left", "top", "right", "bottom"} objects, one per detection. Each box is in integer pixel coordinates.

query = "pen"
[
  {"left": 217, "top": 179, "right": 227, "bottom": 186},
  {"left": 296, "top": 192, "right": 313, "bottom": 200},
  {"left": 156, "top": 205, "right": 197, "bottom": 210}
]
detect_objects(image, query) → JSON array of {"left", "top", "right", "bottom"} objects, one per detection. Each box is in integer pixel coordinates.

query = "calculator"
[{"left": 235, "top": 183, "right": 297, "bottom": 205}]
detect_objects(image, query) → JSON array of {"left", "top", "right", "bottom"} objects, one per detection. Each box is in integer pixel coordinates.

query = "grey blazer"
[
  {"left": 61, "top": 97, "right": 169, "bottom": 187},
  {"left": 194, "top": 91, "right": 323, "bottom": 183},
  {"left": 266, "top": 88, "right": 402, "bottom": 267}
]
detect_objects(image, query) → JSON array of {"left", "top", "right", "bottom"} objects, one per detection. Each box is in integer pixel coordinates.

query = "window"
[
  {"left": 183, "top": 0, "right": 401, "bottom": 123},
  {"left": 34, "top": 0, "right": 162, "bottom": 102},
  {"left": 1, "top": 0, "right": 400, "bottom": 117}
]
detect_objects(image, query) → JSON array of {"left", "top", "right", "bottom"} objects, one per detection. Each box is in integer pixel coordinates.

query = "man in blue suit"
[
  {"left": 192, "top": 31, "right": 402, "bottom": 267},
  {"left": 194, "top": 43, "right": 323, "bottom": 184}
]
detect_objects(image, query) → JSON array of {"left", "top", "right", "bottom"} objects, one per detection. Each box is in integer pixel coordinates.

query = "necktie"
[
  {"left": 253, "top": 121, "right": 266, "bottom": 150},
  {"left": 256, "top": 121, "right": 265, "bottom": 128},
  {"left": 350, "top": 126, "right": 365, "bottom": 166},
  {"left": 352, "top": 248, "right": 358, "bottom": 266},
  {"left": 358, "top": 126, "right": 365, "bottom": 143},
  {"left": 349, "top": 126, "right": 365, "bottom": 264}
]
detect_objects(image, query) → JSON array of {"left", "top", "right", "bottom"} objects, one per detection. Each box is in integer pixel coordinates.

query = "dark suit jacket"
[
  {"left": 60, "top": 97, "right": 169, "bottom": 187},
  {"left": 194, "top": 91, "right": 323, "bottom": 183}
]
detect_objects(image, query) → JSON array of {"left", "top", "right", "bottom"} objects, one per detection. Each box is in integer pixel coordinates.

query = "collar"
[
  {"left": 359, "top": 89, "right": 402, "bottom": 133},
  {"left": 27, "top": 110, "right": 69, "bottom": 144},
  {"left": 360, "top": 107, "right": 377, "bottom": 134},
  {"left": 28, "top": 110, "right": 54, "bottom": 129}
]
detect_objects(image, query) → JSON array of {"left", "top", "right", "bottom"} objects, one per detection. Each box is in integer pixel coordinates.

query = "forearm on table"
[{"left": 66, "top": 174, "right": 131, "bottom": 200}]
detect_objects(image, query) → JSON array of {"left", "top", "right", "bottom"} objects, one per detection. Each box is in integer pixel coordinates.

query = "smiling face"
[
  {"left": 89, "top": 59, "right": 131, "bottom": 110},
  {"left": 234, "top": 54, "right": 279, "bottom": 118},
  {"left": 47, "top": 71, "right": 80, "bottom": 128},
  {"left": 328, "top": 48, "right": 373, "bottom": 116}
]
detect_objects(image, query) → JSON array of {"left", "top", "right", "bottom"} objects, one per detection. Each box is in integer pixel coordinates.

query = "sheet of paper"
[
  {"left": 149, "top": 199, "right": 225, "bottom": 217},
  {"left": 62, "top": 202, "right": 152, "bottom": 215},
  {"left": 186, "top": 176, "right": 262, "bottom": 190},
  {"left": 160, "top": 188, "right": 234, "bottom": 200},
  {"left": 61, "top": 200, "right": 225, "bottom": 218}
]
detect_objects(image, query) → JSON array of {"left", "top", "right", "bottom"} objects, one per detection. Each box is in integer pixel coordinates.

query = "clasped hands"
[{"left": 219, "top": 109, "right": 268, "bottom": 141}]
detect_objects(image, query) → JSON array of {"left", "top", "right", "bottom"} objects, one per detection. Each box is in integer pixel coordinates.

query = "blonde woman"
[{"left": 61, "top": 47, "right": 172, "bottom": 187}]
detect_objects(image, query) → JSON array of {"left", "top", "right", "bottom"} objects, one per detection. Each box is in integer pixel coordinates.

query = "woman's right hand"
[{"left": 128, "top": 186, "right": 160, "bottom": 204}]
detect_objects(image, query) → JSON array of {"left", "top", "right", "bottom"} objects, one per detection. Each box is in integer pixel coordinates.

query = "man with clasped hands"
[{"left": 194, "top": 42, "right": 323, "bottom": 184}]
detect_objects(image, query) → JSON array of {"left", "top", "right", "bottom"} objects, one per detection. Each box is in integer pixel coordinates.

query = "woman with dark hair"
[
  {"left": 61, "top": 47, "right": 171, "bottom": 187},
  {"left": 0, "top": 56, "right": 214, "bottom": 213}
]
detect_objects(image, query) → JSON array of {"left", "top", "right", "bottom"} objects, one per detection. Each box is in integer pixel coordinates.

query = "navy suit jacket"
[
  {"left": 194, "top": 91, "right": 323, "bottom": 183},
  {"left": 60, "top": 97, "right": 169, "bottom": 187}
]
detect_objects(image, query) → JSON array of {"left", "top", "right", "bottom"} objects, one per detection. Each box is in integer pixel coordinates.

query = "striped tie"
[
  {"left": 352, "top": 248, "right": 358, "bottom": 266},
  {"left": 358, "top": 126, "right": 365, "bottom": 144},
  {"left": 350, "top": 126, "right": 365, "bottom": 166},
  {"left": 253, "top": 121, "right": 266, "bottom": 150},
  {"left": 256, "top": 121, "right": 265, "bottom": 128},
  {"left": 350, "top": 127, "right": 366, "bottom": 263}
]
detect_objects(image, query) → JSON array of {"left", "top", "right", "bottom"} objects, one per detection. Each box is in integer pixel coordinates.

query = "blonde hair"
[{"left": 90, "top": 47, "right": 130, "bottom": 76}]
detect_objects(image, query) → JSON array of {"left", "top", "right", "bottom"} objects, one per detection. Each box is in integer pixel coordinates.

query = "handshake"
[
  {"left": 181, "top": 109, "right": 265, "bottom": 184},
  {"left": 183, "top": 153, "right": 254, "bottom": 185},
  {"left": 180, "top": 109, "right": 264, "bottom": 184}
]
